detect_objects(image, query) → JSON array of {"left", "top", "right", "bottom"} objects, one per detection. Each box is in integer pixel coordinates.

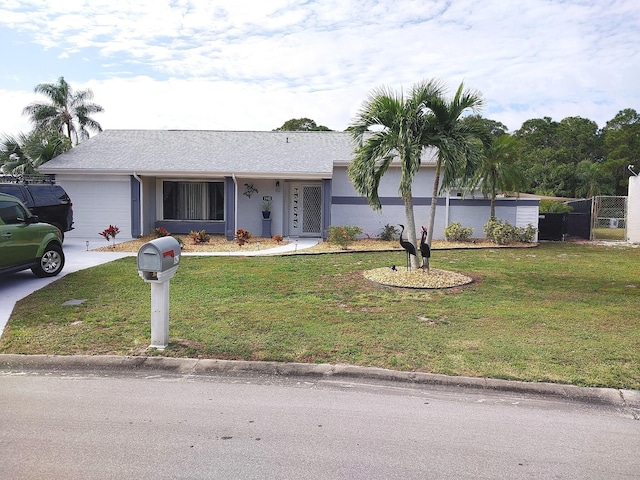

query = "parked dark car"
[
  {"left": 0, "top": 192, "right": 65, "bottom": 277},
  {"left": 0, "top": 183, "right": 73, "bottom": 240}
]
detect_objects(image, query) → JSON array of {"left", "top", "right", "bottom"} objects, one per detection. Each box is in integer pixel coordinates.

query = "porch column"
[
  {"left": 225, "top": 176, "right": 236, "bottom": 240},
  {"left": 322, "top": 178, "right": 332, "bottom": 240}
]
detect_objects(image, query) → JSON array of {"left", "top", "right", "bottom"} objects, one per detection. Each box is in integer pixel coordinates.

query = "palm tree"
[
  {"left": 420, "top": 83, "right": 485, "bottom": 246},
  {"left": 347, "top": 79, "right": 445, "bottom": 269},
  {"left": 475, "top": 134, "right": 526, "bottom": 218},
  {"left": 0, "top": 130, "right": 71, "bottom": 175},
  {"left": 22, "top": 76, "right": 103, "bottom": 144}
]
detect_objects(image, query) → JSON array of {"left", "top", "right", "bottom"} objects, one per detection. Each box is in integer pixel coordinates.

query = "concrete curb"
[{"left": 2, "top": 354, "right": 638, "bottom": 417}]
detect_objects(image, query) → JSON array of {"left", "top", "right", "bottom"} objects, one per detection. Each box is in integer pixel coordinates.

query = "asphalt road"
[{"left": 2, "top": 369, "right": 638, "bottom": 480}]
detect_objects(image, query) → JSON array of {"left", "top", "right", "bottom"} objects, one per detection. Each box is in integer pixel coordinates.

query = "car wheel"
[{"left": 32, "top": 244, "right": 65, "bottom": 278}]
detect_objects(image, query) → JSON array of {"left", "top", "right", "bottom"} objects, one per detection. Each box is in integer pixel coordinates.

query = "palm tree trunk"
[
  {"left": 490, "top": 194, "right": 496, "bottom": 218},
  {"left": 404, "top": 195, "right": 421, "bottom": 269},
  {"left": 426, "top": 156, "right": 442, "bottom": 246}
]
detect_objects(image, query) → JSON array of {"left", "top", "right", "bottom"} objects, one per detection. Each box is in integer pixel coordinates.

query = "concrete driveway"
[{"left": 0, "top": 237, "right": 320, "bottom": 336}]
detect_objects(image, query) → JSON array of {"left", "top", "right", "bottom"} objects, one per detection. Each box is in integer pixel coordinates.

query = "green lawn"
[
  {"left": 1, "top": 242, "right": 639, "bottom": 389},
  {"left": 592, "top": 227, "right": 626, "bottom": 240}
]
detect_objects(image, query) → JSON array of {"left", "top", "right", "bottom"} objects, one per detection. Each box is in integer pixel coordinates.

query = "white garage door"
[{"left": 57, "top": 176, "right": 132, "bottom": 240}]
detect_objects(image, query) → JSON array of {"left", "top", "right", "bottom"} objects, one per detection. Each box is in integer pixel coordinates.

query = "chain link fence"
[{"left": 591, "top": 196, "right": 627, "bottom": 241}]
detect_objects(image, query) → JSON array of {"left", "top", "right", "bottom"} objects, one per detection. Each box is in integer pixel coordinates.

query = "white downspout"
[{"left": 133, "top": 172, "right": 143, "bottom": 237}]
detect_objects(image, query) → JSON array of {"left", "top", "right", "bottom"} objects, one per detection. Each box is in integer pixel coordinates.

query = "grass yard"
[
  {"left": 1, "top": 242, "right": 638, "bottom": 389},
  {"left": 592, "top": 227, "right": 626, "bottom": 241}
]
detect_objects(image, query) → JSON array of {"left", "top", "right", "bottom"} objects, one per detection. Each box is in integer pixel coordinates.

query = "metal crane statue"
[
  {"left": 420, "top": 226, "right": 431, "bottom": 272},
  {"left": 398, "top": 224, "right": 417, "bottom": 271}
]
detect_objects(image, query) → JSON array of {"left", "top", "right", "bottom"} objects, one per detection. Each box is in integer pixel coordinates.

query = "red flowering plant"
[
  {"left": 235, "top": 228, "right": 252, "bottom": 246},
  {"left": 99, "top": 224, "right": 120, "bottom": 248}
]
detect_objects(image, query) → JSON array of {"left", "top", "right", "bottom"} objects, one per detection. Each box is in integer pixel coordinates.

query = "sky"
[{"left": 0, "top": 0, "right": 638, "bottom": 136}]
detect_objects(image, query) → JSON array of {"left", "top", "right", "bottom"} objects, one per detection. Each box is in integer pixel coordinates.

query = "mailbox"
[{"left": 137, "top": 236, "right": 181, "bottom": 282}]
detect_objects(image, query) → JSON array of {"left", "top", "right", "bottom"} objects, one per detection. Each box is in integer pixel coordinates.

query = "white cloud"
[{"left": 0, "top": 0, "right": 638, "bottom": 135}]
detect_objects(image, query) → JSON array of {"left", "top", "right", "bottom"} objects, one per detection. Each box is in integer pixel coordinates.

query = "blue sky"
[{"left": 0, "top": 0, "right": 638, "bottom": 136}]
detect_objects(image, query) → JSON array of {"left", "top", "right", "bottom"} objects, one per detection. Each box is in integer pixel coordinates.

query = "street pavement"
[{"left": 1, "top": 363, "right": 639, "bottom": 479}]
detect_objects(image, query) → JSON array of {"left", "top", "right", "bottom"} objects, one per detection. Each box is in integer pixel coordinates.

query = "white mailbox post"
[{"left": 137, "top": 237, "right": 181, "bottom": 350}]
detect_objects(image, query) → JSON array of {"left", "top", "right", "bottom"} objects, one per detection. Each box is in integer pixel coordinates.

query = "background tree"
[
  {"left": 348, "top": 79, "right": 445, "bottom": 269},
  {"left": 23, "top": 76, "right": 103, "bottom": 144},
  {"left": 274, "top": 118, "right": 331, "bottom": 131},
  {"left": 514, "top": 116, "right": 603, "bottom": 198},
  {"left": 0, "top": 129, "right": 71, "bottom": 175},
  {"left": 474, "top": 133, "right": 526, "bottom": 218},
  {"left": 601, "top": 108, "right": 640, "bottom": 195},
  {"left": 420, "top": 82, "right": 485, "bottom": 246}
]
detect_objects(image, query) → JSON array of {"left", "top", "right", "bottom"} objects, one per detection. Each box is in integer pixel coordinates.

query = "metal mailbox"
[{"left": 137, "top": 236, "right": 181, "bottom": 282}]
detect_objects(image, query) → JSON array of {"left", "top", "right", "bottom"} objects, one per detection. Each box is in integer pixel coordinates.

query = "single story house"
[{"left": 40, "top": 130, "right": 539, "bottom": 242}]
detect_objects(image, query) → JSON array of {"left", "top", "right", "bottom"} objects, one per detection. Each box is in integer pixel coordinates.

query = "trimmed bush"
[
  {"left": 444, "top": 222, "right": 473, "bottom": 242},
  {"left": 484, "top": 218, "right": 537, "bottom": 244},
  {"left": 328, "top": 225, "right": 363, "bottom": 250}
]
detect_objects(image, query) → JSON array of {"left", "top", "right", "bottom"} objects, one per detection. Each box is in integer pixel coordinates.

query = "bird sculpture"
[
  {"left": 398, "top": 224, "right": 417, "bottom": 271},
  {"left": 420, "top": 226, "right": 431, "bottom": 272}
]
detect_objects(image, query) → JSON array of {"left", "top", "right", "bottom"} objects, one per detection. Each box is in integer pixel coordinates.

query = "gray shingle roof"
[{"left": 41, "top": 130, "right": 359, "bottom": 178}]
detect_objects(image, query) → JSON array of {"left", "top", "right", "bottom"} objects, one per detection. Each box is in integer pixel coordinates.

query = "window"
[
  {"left": 163, "top": 181, "right": 224, "bottom": 221},
  {"left": 0, "top": 200, "right": 27, "bottom": 225}
]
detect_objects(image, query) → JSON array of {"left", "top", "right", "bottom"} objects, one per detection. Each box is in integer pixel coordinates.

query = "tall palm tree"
[
  {"left": 22, "top": 76, "right": 103, "bottom": 144},
  {"left": 0, "top": 130, "right": 71, "bottom": 175},
  {"left": 475, "top": 134, "right": 526, "bottom": 218},
  {"left": 420, "top": 83, "right": 485, "bottom": 246},
  {"left": 348, "top": 79, "right": 445, "bottom": 269}
]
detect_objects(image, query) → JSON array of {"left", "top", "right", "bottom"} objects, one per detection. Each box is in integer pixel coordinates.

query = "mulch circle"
[{"left": 362, "top": 267, "right": 474, "bottom": 289}]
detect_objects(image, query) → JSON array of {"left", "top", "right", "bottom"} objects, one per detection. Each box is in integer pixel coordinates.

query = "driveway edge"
[{"left": 1, "top": 354, "right": 638, "bottom": 417}]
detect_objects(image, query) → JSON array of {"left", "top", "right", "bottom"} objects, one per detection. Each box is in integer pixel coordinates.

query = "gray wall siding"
[{"left": 331, "top": 165, "right": 539, "bottom": 240}]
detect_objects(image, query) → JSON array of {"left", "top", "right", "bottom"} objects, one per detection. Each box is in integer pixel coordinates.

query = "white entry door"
[{"left": 289, "top": 183, "right": 322, "bottom": 237}]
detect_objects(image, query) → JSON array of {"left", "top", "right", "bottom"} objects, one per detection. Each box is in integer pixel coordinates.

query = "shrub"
[
  {"left": 514, "top": 223, "right": 537, "bottom": 243},
  {"left": 189, "top": 230, "right": 210, "bottom": 244},
  {"left": 272, "top": 234, "right": 283, "bottom": 244},
  {"left": 444, "top": 222, "right": 473, "bottom": 242},
  {"left": 328, "top": 225, "right": 363, "bottom": 250},
  {"left": 539, "top": 200, "right": 573, "bottom": 213},
  {"left": 379, "top": 224, "right": 399, "bottom": 241},
  {"left": 153, "top": 226, "right": 170, "bottom": 237},
  {"left": 483, "top": 218, "right": 537, "bottom": 244},
  {"left": 99, "top": 225, "right": 120, "bottom": 246},
  {"left": 236, "top": 228, "right": 252, "bottom": 246}
]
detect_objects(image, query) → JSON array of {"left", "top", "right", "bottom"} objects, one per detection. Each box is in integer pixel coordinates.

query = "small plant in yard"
[
  {"left": 99, "top": 225, "right": 120, "bottom": 248},
  {"left": 236, "top": 228, "right": 252, "bottom": 246},
  {"left": 444, "top": 222, "right": 473, "bottom": 242},
  {"left": 153, "top": 226, "right": 170, "bottom": 237},
  {"left": 379, "top": 224, "right": 399, "bottom": 241},
  {"left": 328, "top": 225, "right": 363, "bottom": 249},
  {"left": 173, "top": 236, "right": 184, "bottom": 249},
  {"left": 272, "top": 234, "right": 283, "bottom": 244},
  {"left": 189, "top": 230, "right": 210, "bottom": 244}
]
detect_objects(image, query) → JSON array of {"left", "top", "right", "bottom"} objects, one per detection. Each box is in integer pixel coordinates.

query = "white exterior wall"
[
  {"left": 56, "top": 174, "right": 132, "bottom": 240},
  {"left": 628, "top": 176, "right": 640, "bottom": 243}
]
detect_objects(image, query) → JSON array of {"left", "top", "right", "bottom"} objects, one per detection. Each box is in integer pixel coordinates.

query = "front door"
[{"left": 289, "top": 183, "right": 322, "bottom": 237}]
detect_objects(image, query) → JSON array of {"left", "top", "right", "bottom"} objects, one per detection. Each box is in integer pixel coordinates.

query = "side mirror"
[{"left": 25, "top": 215, "right": 39, "bottom": 224}]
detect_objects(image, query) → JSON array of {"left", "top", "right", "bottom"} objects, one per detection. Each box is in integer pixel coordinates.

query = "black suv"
[{"left": 0, "top": 183, "right": 73, "bottom": 240}]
